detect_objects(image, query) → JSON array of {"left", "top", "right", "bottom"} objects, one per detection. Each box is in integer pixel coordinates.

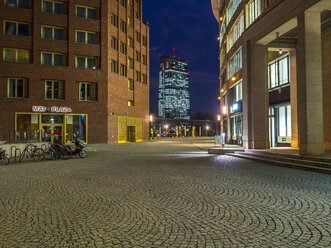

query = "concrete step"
[
  {"left": 229, "top": 153, "right": 331, "bottom": 174},
  {"left": 243, "top": 150, "right": 331, "bottom": 164},
  {"left": 236, "top": 151, "right": 331, "bottom": 169},
  {"left": 208, "top": 148, "right": 245, "bottom": 155}
]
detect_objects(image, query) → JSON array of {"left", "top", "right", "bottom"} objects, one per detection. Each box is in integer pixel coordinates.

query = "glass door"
[
  {"left": 41, "top": 125, "right": 63, "bottom": 144},
  {"left": 42, "top": 125, "right": 52, "bottom": 143}
]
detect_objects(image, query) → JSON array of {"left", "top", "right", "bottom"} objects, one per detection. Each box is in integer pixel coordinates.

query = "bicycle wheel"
[
  {"left": 44, "top": 148, "right": 54, "bottom": 160},
  {"left": 32, "top": 149, "right": 44, "bottom": 162},
  {"left": 0, "top": 155, "right": 9, "bottom": 165}
]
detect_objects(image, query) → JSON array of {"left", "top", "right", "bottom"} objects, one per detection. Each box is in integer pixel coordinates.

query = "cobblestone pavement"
[{"left": 0, "top": 141, "right": 330, "bottom": 247}]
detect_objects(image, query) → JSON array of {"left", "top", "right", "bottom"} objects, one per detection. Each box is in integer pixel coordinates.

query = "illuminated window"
[
  {"left": 120, "top": 42, "right": 127, "bottom": 54},
  {"left": 268, "top": 54, "right": 290, "bottom": 89},
  {"left": 235, "top": 81, "right": 242, "bottom": 102},
  {"left": 246, "top": 0, "right": 262, "bottom": 27},
  {"left": 128, "top": 78, "right": 134, "bottom": 91},
  {"left": 79, "top": 82, "right": 97, "bottom": 101},
  {"left": 45, "top": 80, "right": 64, "bottom": 100},
  {"left": 7, "top": 78, "right": 28, "bottom": 98},
  {"left": 111, "top": 14, "right": 118, "bottom": 27},
  {"left": 75, "top": 56, "right": 97, "bottom": 69},
  {"left": 128, "top": 100, "right": 134, "bottom": 106},
  {"left": 42, "top": 0, "right": 65, "bottom": 14},
  {"left": 225, "top": 0, "right": 241, "bottom": 26},
  {"left": 3, "top": 48, "right": 29, "bottom": 63},
  {"left": 76, "top": 5, "right": 97, "bottom": 19},
  {"left": 41, "top": 52, "right": 64, "bottom": 66},
  {"left": 4, "top": 21, "right": 29, "bottom": 36},
  {"left": 76, "top": 30, "right": 97, "bottom": 44},
  {"left": 5, "top": 0, "right": 29, "bottom": 9},
  {"left": 227, "top": 12, "right": 244, "bottom": 52},
  {"left": 128, "top": 57, "right": 134, "bottom": 69},
  {"left": 128, "top": 36, "right": 134, "bottom": 48},
  {"left": 128, "top": 16, "right": 133, "bottom": 27},
  {"left": 227, "top": 48, "right": 242, "bottom": 79},
  {"left": 41, "top": 26, "right": 64, "bottom": 40}
]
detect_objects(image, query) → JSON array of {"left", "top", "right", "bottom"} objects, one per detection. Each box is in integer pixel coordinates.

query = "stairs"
[{"left": 228, "top": 150, "right": 331, "bottom": 174}]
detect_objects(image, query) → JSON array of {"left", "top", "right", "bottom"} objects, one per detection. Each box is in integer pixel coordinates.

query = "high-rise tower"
[{"left": 158, "top": 55, "right": 190, "bottom": 119}]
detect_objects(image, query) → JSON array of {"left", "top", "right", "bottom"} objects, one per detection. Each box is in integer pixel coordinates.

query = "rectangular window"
[
  {"left": 128, "top": 100, "right": 134, "bottom": 106},
  {"left": 136, "top": 51, "right": 141, "bottom": 62},
  {"left": 225, "top": 0, "right": 241, "bottom": 26},
  {"left": 79, "top": 82, "right": 97, "bottom": 101},
  {"left": 135, "top": 71, "right": 141, "bottom": 82},
  {"left": 111, "top": 60, "right": 118, "bottom": 73},
  {"left": 111, "top": 37, "right": 118, "bottom": 50},
  {"left": 120, "top": 64, "right": 127, "bottom": 76},
  {"left": 3, "top": 48, "right": 29, "bottom": 63},
  {"left": 142, "top": 36, "right": 147, "bottom": 46},
  {"left": 227, "top": 47, "right": 242, "bottom": 79},
  {"left": 142, "top": 55, "right": 147, "bottom": 65},
  {"left": 128, "top": 36, "right": 134, "bottom": 48},
  {"left": 4, "top": 21, "right": 29, "bottom": 36},
  {"left": 227, "top": 12, "right": 244, "bottom": 52},
  {"left": 5, "top": 0, "right": 29, "bottom": 9},
  {"left": 268, "top": 54, "right": 290, "bottom": 90},
  {"left": 136, "top": 31, "right": 141, "bottom": 42},
  {"left": 41, "top": 26, "right": 65, "bottom": 40},
  {"left": 246, "top": 0, "right": 262, "bottom": 27},
  {"left": 235, "top": 81, "right": 242, "bottom": 102},
  {"left": 128, "top": 57, "right": 134, "bottom": 69},
  {"left": 142, "top": 73, "right": 147, "bottom": 84},
  {"left": 42, "top": 0, "right": 65, "bottom": 15},
  {"left": 111, "top": 14, "right": 118, "bottom": 27},
  {"left": 76, "top": 30, "right": 97, "bottom": 44},
  {"left": 45, "top": 80, "right": 64, "bottom": 100},
  {"left": 41, "top": 52, "right": 65, "bottom": 66},
  {"left": 120, "top": 0, "right": 126, "bottom": 8},
  {"left": 120, "top": 42, "right": 127, "bottom": 54},
  {"left": 76, "top": 5, "right": 97, "bottom": 19},
  {"left": 8, "top": 78, "right": 28, "bottom": 98},
  {"left": 128, "top": 16, "right": 133, "bottom": 27},
  {"left": 120, "top": 20, "right": 127, "bottom": 33},
  {"left": 128, "top": 78, "right": 134, "bottom": 91},
  {"left": 75, "top": 56, "right": 97, "bottom": 69}
]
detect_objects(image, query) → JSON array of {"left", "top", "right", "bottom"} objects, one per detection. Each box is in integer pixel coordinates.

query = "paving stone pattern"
[{"left": 0, "top": 142, "right": 330, "bottom": 247}]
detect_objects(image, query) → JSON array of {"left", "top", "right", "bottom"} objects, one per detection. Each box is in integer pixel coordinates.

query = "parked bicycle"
[
  {"left": 0, "top": 147, "right": 9, "bottom": 165},
  {"left": 19, "top": 144, "right": 44, "bottom": 162}
]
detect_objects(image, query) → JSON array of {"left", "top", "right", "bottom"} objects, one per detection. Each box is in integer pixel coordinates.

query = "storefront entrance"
[
  {"left": 42, "top": 125, "right": 63, "bottom": 144},
  {"left": 127, "top": 126, "right": 136, "bottom": 142}
]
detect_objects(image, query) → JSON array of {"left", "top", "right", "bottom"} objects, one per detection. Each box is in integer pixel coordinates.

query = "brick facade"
[{"left": 0, "top": 0, "right": 149, "bottom": 144}]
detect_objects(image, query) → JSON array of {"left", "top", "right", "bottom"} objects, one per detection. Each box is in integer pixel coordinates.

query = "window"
[
  {"left": 5, "top": 0, "right": 29, "bottom": 9},
  {"left": 128, "top": 57, "right": 134, "bottom": 69},
  {"left": 111, "top": 14, "right": 118, "bottom": 27},
  {"left": 136, "top": 31, "right": 141, "bottom": 42},
  {"left": 128, "top": 16, "right": 133, "bottom": 27},
  {"left": 79, "top": 82, "right": 97, "bottom": 101},
  {"left": 41, "top": 52, "right": 64, "bottom": 66},
  {"left": 246, "top": 0, "right": 262, "bottom": 27},
  {"left": 120, "top": 0, "right": 126, "bottom": 8},
  {"left": 227, "top": 13, "right": 244, "bottom": 52},
  {"left": 227, "top": 48, "right": 242, "bottom": 79},
  {"left": 111, "top": 37, "right": 118, "bottom": 50},
  {"left": 111, "top": 60, "right": 118, "bottom": 73},
  {"left": 120, "top": 64, "right": 127, "bottom": 76},
  {"left": 225, "top": 0, "right": 241, "bottom": 26},
  {"left": 120, "top": 42, "right": 127, "bottom": 54},
  {"left": 128, "top": 100, "right": 134, "bottom": 106},
  {"left": 277, "top": 105, "right": 291, "bottom": 137},
  {"left": 136, "top": 51, "right": 141, "bottom": 62},
  {"left": 128, "top": 78, "right": 134, "bottom": 91},
  {"left": 42, "top": 0, "right": 65, "bottom": 14},
  {"left": 7, "top": 78, "right": 28, "bottom": 98},
  {"left": 268, "top": 54, "right": 290, "bottom": 89},
  {"left": 76, "top": 5, "right": 97, "bottom": 19},
  {"left": 142, "top": 73, "right": 147, "bottom": 84},
  {"left": 3, "top": 48, "right": 29, "bottom": 63},
  {"left": 128, "top": 36, "right": 134, "bottom": 48},
  {"left": 135, "top": 71, "right": 141, "bottom": 82},
  {"left": 41, "top": 26, "right": 64, "bottom": 40},
  {"left": 128, "top": 0, "right": 133, "bottom": 7},
  {"left": 4, "top": 21, "right": 29, "bottom": 36},
  {"left": 120, "top": 20, "right": 127, "bottom": 33},
  {"left": 142, "top": 55, "right": 147, "bottom": 65},
  {"left": 75, "top": 56, "right": 97, "bottom": 69},
  {"left": 142, "top": 36, "right": 147, "bottom": 46},
  {"left": 76, "top": 30, "right": 97, "bottom": 44},
  {"left": 45, "top": 80, "right": 64, "bottom": 100},
  {"left": 234, "top": 81, "right": 242, "bottom": 102}
]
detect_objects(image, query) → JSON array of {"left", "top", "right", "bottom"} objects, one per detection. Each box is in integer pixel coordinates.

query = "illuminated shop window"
[{"left": 66, "top": 115, "right": 87, "bottom": 143}]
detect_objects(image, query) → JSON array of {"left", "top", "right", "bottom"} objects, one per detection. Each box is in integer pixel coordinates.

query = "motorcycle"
[
  {"left": 0, "top": 147, "right": 9, "bottom": 165},
  {"left": 65, "top": 137, "right": 87, "bottom": 159}
]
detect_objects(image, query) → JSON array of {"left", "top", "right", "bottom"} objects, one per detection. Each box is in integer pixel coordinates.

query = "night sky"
[{"left": 143, "top": 0, "right": 220, "bottom": 118}]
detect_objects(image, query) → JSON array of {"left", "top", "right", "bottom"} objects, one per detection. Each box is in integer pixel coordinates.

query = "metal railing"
[{"left": 8, "top": 130, "right": 41, "bottom": 144}]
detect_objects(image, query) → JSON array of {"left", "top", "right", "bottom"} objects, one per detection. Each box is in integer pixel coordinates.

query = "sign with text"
[{"left": 32, "top": 106, "right": 72, "bottom": 113}]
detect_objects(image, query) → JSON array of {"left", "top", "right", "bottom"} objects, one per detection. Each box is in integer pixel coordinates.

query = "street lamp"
[
  {"left": 217, "top": 115, "right": 221, "bottom": 135},
  {"left": 149, "top": 115, "right": 153, "bottom": 140}
]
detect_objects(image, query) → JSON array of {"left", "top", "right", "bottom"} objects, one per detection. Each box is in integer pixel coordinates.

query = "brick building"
[
  {"left": 211, "top": 0, "right": 331, "bottom": 155},
  {"left": 0, "top": 0, "right": 149, "bottom": 144}
]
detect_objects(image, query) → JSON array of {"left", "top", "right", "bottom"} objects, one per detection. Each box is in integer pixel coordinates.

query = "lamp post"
[
  {"left": 217, "top": 115, "right": 221, "bottom": 135},
  {"left": 149, "top": 115, "right": 153, "bottom": 140}
]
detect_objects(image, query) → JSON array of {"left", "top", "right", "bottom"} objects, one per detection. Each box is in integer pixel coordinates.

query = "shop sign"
[{"left": 32, "top": 106, "right": 72, "bottom": 113}]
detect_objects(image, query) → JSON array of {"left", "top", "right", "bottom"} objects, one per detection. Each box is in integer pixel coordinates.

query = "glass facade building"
[{"left": 158, "top": 55, "right": 191, "bottom": 120}]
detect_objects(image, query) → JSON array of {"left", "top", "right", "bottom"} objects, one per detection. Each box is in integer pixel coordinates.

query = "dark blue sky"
[{"left": 143, "top": 0, "right": 220, "bottom": 117}]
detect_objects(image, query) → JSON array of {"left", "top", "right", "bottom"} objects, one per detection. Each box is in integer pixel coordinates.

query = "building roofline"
[{"left": 211, "top": 0, "right": 221, "bottom": 20}]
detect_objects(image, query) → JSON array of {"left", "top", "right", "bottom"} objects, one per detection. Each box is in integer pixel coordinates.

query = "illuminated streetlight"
[
  {"left": 231, "top": 76, "right": 236, "bottom": 82},
  {"left": 223, "top": 106, "right": 227, "bottom": 115},
  {"left": 217, "top": 115, "right": 221, "bottom": 121},
  {"left": 149, "top": 115, "right": 153, "bottom": 122}
]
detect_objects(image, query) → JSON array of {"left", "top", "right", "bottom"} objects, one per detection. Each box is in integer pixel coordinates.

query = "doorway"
[
  {"left": 127, "top": 126, "right": 136, "bottom": 142},
  {"left": 42, "top": 125, "right": 63, "bottom": 144}
]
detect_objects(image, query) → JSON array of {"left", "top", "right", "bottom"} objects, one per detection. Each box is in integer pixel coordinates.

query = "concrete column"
[
  {"left": 243, "top": 42, "right": 269, "bottom": 149},
  {"left": 322, "top": 30, "right": 331, "bottom": 150},
  {"left": 290, "top": 50, "right": 299, "bottom": 148},
  {"left": 297, "top": 11, "right": 324, "bottom": 155}
]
